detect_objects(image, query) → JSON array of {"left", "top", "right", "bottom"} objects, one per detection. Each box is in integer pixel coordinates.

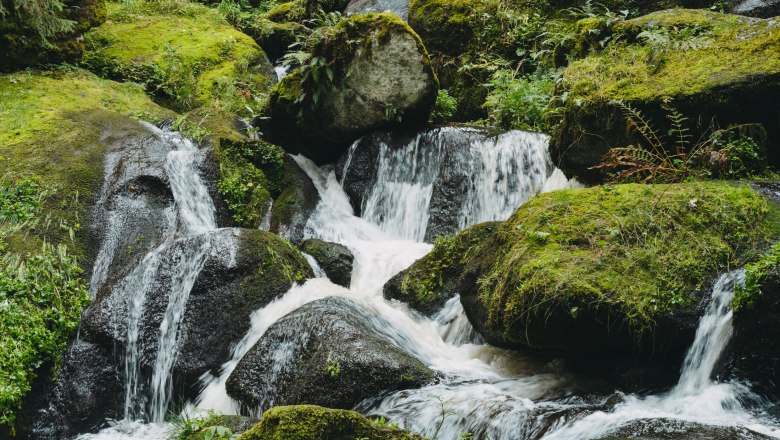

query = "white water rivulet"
[{"left": 78, "top": 128, "right": 780, "bottom": 439}]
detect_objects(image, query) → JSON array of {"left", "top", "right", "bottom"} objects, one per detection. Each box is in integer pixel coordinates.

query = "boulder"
[
  {"left": 269, "top": 156, "right": 320, "bottom": 243},
  {"left": 0, "top": 68, "right": 173, "bottom": 437},
  {"left": 81, "top": 228, "right": 312, "bottom": 383},
  {"left": 549, "top": 10, "right": 780, "bottom": 183},
  {"left": 0, "top": 0, "right": 106, "bottom": 70},
  {"left": 595, "top": 418, "right": 773, "bottom": 439},
  {"left": 237, "top": 405, "right": 424, "bottom": 440},
  {"left": 396, "top": 182, "right": 780, "bottom": 388},
  {"left": 81, "top": 1, "right": 276, "bottom": 111},
  {"left": 731, "top": 0, "right": 780, "bottom": 17},
  {"left": 226, "top": 297, "right": 433, "bottom": 410},
  {"left": 345, "top": 0, "right": 409, "bottom": 19},
  {"left": 262, "top": 13, "right": 438, "bottom": 164},
  {"left": 300, "top": 239, "right": 354, "bottom": 287}
]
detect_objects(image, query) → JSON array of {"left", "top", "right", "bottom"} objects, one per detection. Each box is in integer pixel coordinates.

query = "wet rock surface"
[
  {"left": 226, "top": 296, "right": 433, "bottom": 411},
  {"left": 300, "top": 238, "right": 354, "bottom": 287}
]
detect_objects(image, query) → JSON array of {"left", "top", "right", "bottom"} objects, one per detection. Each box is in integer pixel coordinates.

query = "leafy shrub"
[
  {"left": 0, "top": 178, "right": 88, "bottom": 430},
  {"left": 484, "top": 69, "right": 555, "bottom": 131},
  {"left": 430, "top": 89, "right": 458, "bottom": 123},
  {"left": 0, "top": 0, "right": 75, "bottom": 44}
]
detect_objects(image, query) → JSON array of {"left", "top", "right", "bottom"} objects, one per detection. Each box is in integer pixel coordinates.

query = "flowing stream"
[{"left": 76, "top": 128, "right": 780, "bottom": 439}]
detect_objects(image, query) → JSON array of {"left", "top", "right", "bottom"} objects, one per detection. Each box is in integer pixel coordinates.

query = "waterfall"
[
  {"left": 354, "top": 128, "right": 562, "bottom": 242},
  {"left": 87, "top": 124, "right": 222, "bottom": 424},
  {"left": 542, "top": 269, "right": 779, "bottom": 440},
  {"left": 78, "top": 124, "right": 780, "bottom": 440}
]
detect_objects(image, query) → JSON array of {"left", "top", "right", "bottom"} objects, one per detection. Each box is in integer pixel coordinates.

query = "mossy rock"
[
  {"left": 0, "top": 68, "right": 173, "bottom": 259},
  {"left": 82, "top": 1, "right": 275, "bottom": 112},
  {"left": 406, "top": 182, "right": 780, "bottom": 387},
  {"left": 263, "top": 13, "right": 438, "bottom": 163},
  {"left": 0, "top": 0, "right": 106, "bottom": 70},
  {"left": 550, "top": 9, "right": 780, "bottom": 183},
  {"left": 384, "top": 222, "right": 500, "bottom": 316},
  {"left": 238, "top": 405, "right": 424, "bottom": 440}
]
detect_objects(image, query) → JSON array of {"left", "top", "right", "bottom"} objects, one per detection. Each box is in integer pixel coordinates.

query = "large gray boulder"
[
  {"left": 226, "top": 296, "right": 434, "bottom": 410},
  {"left": 262, "top": 13, "right": 438, "bottom": 164}
]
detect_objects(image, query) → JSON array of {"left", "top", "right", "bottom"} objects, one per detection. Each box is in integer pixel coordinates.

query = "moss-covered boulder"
[
  {"left": 300, "top": 238, "right": 354, "bottom": 287},
  {"left": 82, "top": 1, "right": 275, "bottom": 112},
  {"left": 0, "top": 68, "right": 173, "bottom": 259},
  {"left": 398, "top": 182, "right": 780, "bottom": 387},
  {"left": 238, "top": 405, "right": 424, "bottom": 440},
  {"left": 263, "top": 13, "right": 438, "bottom": 163},
  {"left": 0, "top": 0, "right": 106, "bottom": 70},
  {"left": 384, "top": 222, "right": 499, "bottom": 316},
  {"left": 550, "top": 10, "right": 780, "bottom": 183},
  {"left": 226, "top": 297, "right": 433, "bottom": 411}
]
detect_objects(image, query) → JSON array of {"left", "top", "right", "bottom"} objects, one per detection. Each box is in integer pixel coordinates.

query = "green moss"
[
  {"left": 216, "top": 139, "right": 287, "bottom": 228},
  {"left": 82, "top": 0, "right": 275, "bottom": 113},
  {"left": 391, "top": 223, "right": 499, "bottom": 315},
  {"left": 242, "top": 231, "right": 313, "bottom": 288},
  {"left": 265, "top": 0, "right": 306, "bottom": 23},
  {"left": 736, "top": 241, "right": 780, "bottom": 312},
  {"left": 0, "top": 67, "right": 173, "bottom": 255},
  {"left": 561, "top": 10, "right": 780, "bottom": 103},
  {"left": 476, "top": 182, "right": 778, "bottom": 341},
  {"left": 237, "top": 405, "right": 423, "bottom": 440}
]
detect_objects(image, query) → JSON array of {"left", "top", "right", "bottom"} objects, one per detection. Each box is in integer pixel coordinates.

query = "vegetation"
[
  {"left": 736, "top": 242, "right": 780, "bottom": 312},
  {"left": 237, "top": 405, "right": 423, "bottom": 440},
  {"left": 82, "top": 0, "right": 275, "bottom": 114},
  {"left": 0, "top": 178, "right": 90, "bottom": 429},
  {"left": 483, "top": 182, "right": 779, "bottom": 337},
  {"left": 168, "top": 411, "right": 248, "bottom": 440},
  {"left": 387, "top": 223, "right": 499, "bottom": 316},
  {"left": 592, "top": 100, "right": 770, "bottom": 182},
  {"left": 0, "top": 0, "right": 75, "bottom": 43}
]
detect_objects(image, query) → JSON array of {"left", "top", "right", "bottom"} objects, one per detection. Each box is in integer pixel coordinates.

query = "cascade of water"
[
  {"left": 354, "top": 128, "right": 568, "bottom": 242},
  {"left": 542, "top": 270, "right": 780, "bottom": 440},
  {"left": 86, "top": 123, "right": 222, "bottom": 424},
  {"left": 82, "top": 124, "right": 780, "bottom": 440}
]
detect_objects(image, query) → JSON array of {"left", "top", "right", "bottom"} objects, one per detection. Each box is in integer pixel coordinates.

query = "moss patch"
[
  {"left": 484, "top": 182, "right": 777, "bottom": 334},
  {"left": 0, "top": 67, "right": 173, "bottom": 255},
  {"left": 82, "top": 0, "right": 275, "bottom": 113},
  {"left": 237, "top": 405, "right": 423, "bottom": 440},
  {"left": 385, "top": 222, "right": 499, "bottom": 316},
  {"left": 561, "top": 10, "right": 779, "bottom": 102}
]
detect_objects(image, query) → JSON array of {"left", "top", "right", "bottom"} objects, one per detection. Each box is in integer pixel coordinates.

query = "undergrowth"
[{"left": 0, "top": 178, "right": 89, "bottom": 430}]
